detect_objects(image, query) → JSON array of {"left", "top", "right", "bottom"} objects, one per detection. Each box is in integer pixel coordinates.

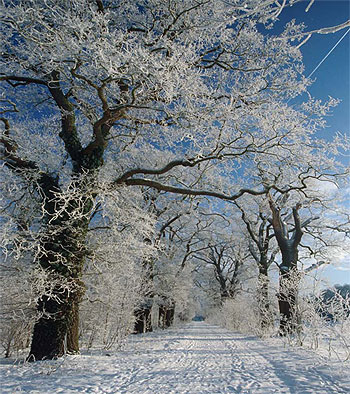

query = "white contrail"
[{"left": 308, "top": 28, "right": 350, "bottom": 78}]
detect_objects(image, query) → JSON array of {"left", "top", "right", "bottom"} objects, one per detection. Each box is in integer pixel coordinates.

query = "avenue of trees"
[{"left": 0, "top": 0, "right": 349, "bottom": 360}]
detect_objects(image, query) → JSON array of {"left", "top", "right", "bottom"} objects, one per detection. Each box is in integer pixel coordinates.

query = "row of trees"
[{"left": 1, "top": 0, "right": 349, "bottom": 360}]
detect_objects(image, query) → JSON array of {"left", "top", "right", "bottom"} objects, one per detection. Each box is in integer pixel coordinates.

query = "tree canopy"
[{"left": 1, "top": 0, "right": 349, "bottom": 360}]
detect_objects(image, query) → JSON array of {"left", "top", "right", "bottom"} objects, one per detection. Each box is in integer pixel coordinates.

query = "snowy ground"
[{"left": 1, "top": 322, "right": 349, "bottom": 393}]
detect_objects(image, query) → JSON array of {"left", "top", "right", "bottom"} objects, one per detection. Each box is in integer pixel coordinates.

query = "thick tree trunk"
[
  {"left": 159, "top": 305, "right": 167, "bottom": 329},
  {"left": 277, "top": 242, "right": 300, "bottom": 336},
  {"left": 278, "top": 268, "right": 300, "bottom": 336},
  {"left": 269, "top": 198, "right": 303, "bottom": 336},
  {"left": 278, "top": 294, "right": 294, "bottom": 335},
  {"left": 134, "top": 316, "right": 144, "bottom": 334},
  {"left": 134, "top": 305, "right": 153, "bottom": 334},
  {"left": 28, "top": 277, "right": 85, "bottom": 361},
  {"left": 158, "top": 301, "right": 175, "bottom": 329},
  {"left": 66, "top": 297, "right": 80, "bottom": 354},
  {"left": 28, "top": 293, "right": 69, "bottom": 361},
  {"left": 278, "top": 280, "right": 295, "bottom": 335},
  {"left": 4, "top": 70, "right": 112, "bottom": 361},
  {"left": 134, "top": 291, "right": 153, "bottom": 334},
  {"left": 165, "top": 304, "right": 175, "bottom": 327},
  {"left": 27, "top": 186, "right": 91, "bottom": 360},
  {"left": 28, "top": 282, "right": 84, "bottom": 360}
]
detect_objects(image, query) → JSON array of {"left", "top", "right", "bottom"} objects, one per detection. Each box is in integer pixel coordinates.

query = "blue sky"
[
  {"left": 279, "top": 1, "right": 350, "bottom": 286},
  {"left": 275, "top": 1, "right": 349, "bottom": 137}
]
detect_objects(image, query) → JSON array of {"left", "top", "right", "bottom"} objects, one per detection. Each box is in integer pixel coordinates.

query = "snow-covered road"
[{"left": 1, "top": 322, "right": 349, "bottom": 393}]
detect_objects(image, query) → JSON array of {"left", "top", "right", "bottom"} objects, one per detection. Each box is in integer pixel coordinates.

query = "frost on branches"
[{"left": 0, "top": 0, "right": 349, "bottom": 360}]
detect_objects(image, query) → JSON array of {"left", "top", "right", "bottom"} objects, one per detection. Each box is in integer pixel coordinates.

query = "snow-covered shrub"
[
  {"left": 280, "top": 280, "right": 350, "bottom": 361},
  {"left": 173, "top": 264, "right": 198, "bottom": 324},
  {"left": 207, "top": 293, "right": 263, "bottom": 335},
  {"left": 0, "top": 249, "right": 32, "bottom": 357},
  {"left": 79, "top": 266, "right": 148, "bottom": 351},
  {"left": 0, "top": 178, "right": 39, "bottom": 357},
  {"left": 79, "top": 188, "right": 156, "bottom": 350}
]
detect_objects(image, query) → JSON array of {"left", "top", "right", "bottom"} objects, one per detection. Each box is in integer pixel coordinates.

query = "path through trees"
[{"left": 1, "top": 322, "right": 348, "bottom": 393}]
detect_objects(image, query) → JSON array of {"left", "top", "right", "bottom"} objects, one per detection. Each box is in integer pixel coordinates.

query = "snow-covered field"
[{"left": 1, "top": 322, "right": 349, "bottom": 393}]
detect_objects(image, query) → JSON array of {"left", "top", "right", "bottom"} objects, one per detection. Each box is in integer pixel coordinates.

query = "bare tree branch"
[{"left": 120, "top": 177, "right": 269, "bottom": 201}]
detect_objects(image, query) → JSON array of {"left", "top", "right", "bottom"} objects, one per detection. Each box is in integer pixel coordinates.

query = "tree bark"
[
  {"left": 158, "top": 306, "right": 165, "bottom": 329},
  {"left": 27, "top": 178, "right": 92, "bottom": 360},
  {"left": 134, "top": 305, "right": 152, "bottom": 334},
  {"left": 158, "top": 300, "right": 175, "bottom": 329},
  {"left": 276, "top": 240, "right": 302, "bottom": 335},
  {"left": 269, "top": 196, "right": 303, "bottom": 336},
  {"left": 66, "top": 295, "right": 81, "bottom": 354},
  {"left": 2, "top": 71, "right": 116, "bottom": 361},
  {"left": 28, "top": 294, "right": 68, "bottom": 361},
  {"left": 165, "top": 303, "right": 175, "bottom": 328},
  {"left": 28, "top": 268, "right": 86, "bottom": 360},
  {"left": 278, "top": 268, "right": 300, "bottom": 335},
  {"left": 28, "top": 284, "right": 83, "bottom": 360}
]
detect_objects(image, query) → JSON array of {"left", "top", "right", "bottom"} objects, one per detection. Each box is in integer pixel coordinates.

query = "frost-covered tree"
[
  {"left": 268, "top": 188, "right": 350, "bottom": 335},
  {"left": 193, "top": 240, "right": 248, "bottom": 305},
  {"left": 233, "top": 198, "right": 278, "bottom": 329},
  {"left": 1, "top": 0, "right": 349, "bottom": 360},
  {"left": 128, "top": 189, "right": 200, "bottom": 332},
  {"left": 152, "top": 198, "right": 215, "bottom": 327},
  {"left": 79, "top": 187, "right": 155, "bottom": 349},
  {"left": 268, "top": 194, "right": 304, "bottom": 335}
]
